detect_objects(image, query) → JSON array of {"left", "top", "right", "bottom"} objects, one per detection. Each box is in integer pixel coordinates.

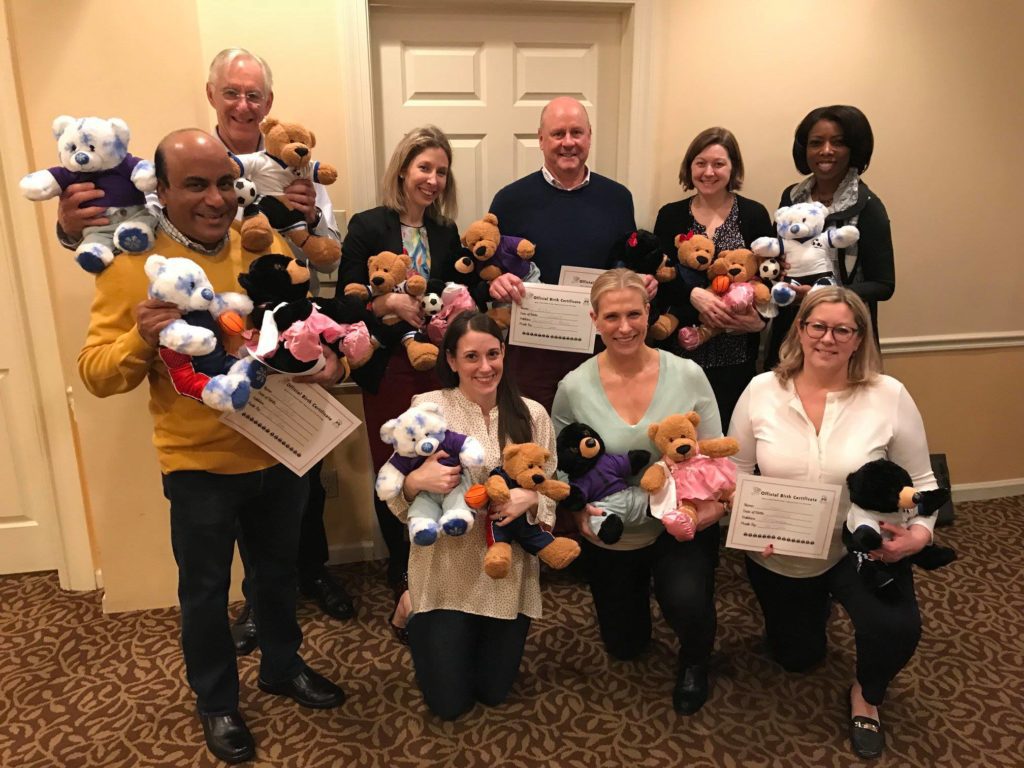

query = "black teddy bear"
[
  {"left": 556, "top": 422, "right": 650, "bottom": 545},
  {"left": 614, "top": 229, "right": 681, "bottom": 341},
  {"left": 845, "top": 458, "right": 956, "bottom": 595},
  {"left": 238, "top": 253, "right": 377, "bottom": 379}
]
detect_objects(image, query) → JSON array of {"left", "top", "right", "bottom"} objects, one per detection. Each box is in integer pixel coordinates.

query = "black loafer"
[
  {"left": 672, "top": 663, "right": 709, "bottom": 715},
  {"left": 199, "top": 711, "right": 254, "bottom": 764},
  {"left": 850, "top": 714, "right": 885, "bottom": 759},
  {"left": 301, "top": 570, "right": 355, "bottom": 621},
  {"left": 230, "top": 603, "right": 258, "bottom": 656},
  {"left": 258, "top": 667, "right": 345, "bottom": 709}
]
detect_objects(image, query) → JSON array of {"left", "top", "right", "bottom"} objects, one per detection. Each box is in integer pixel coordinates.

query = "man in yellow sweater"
[{"left": 78, "top": 129, "right": 346, "bottom": 765}]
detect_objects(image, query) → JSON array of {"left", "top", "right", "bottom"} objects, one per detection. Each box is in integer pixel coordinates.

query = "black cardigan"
[{"left": 339, "top": 206, "right": 461, "bottom": 390}]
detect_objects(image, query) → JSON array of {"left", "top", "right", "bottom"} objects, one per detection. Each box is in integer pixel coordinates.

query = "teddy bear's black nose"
[
  {"left": 728, "top": 267, "right": 741, "bottom": 276},
  {"left": 584, "top": 438, "right": 597, "bottom": 449},
  {"left": 530, "top": 473, "right": 544, "bottom": 485},
  {"left": 474, "top": 245, "right": 487, "bottom": 257},
  {"left": 696, "top": 255, "right": 709, "bottom": 265},
  {"left": 371, "top": 276, "right": 385, "bottom": 286},
  {"left": 294, "top": 146, "right": 308, "bottom": 157},
  {"left": 675, "top": 444, "right": 691, "bottom": 456}
]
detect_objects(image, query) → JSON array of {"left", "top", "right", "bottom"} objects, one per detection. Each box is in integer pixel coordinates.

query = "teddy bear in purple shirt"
[
  {"left": 375, "top": 402, "right": 487, "bottom": 545},
  {"left": 20, "top": 115, "right": 159, "bottom": 274}
]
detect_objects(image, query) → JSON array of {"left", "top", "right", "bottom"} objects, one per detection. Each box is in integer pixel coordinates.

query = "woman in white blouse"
[
  {"left": 386, "top": 311, "right": 558, "bottom": 720},
  {"left": 729, "top": 287, "right": 938, "bottom": 760}
]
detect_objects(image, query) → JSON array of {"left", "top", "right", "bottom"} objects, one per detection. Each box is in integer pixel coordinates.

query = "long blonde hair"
[
  {"left": 380, "top": 125, "right": 458, "bottom": 223},
  {"left": 774, "top": 287, "right": 882, "bottom": 387}
]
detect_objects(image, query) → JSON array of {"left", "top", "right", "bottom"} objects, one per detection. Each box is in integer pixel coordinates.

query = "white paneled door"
[
  {"left": 372, "top": 6, "right": 624, "bottom": 234},
  {"left": 0, "top": 149, "right": 61, "bottom": 575}
]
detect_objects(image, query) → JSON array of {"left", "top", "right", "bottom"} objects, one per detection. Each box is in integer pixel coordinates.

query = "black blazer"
[{"left": 339, "top": 206, "right": 461, "bottom": 391}]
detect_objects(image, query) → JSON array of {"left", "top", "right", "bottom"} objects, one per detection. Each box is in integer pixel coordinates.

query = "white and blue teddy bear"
[
  {"left": 376, "top": 403, "right": 486, "bottom": 546},
  {"left": 145, "top": 254, "right": 265, "bottom": 412},
  {"left": 21, "top": 116, "right": 159, "bottom": 274},
  {"left": 751, "top": 202, "right": 859, "bottom": 307}
]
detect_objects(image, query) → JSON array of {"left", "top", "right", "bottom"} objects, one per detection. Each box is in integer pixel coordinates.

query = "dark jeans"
[
  {"left": 163, "top": 464, "right": 307, "bottom": 714},
  {"left": 745, "top": 554, "right": 921, "bottom": 705},
  {"left": 240, "top": 459, "right": 329, "bottom": 604},
  {"left": 407, "top": 610, "right": 531, "bottom": 721},
  {"left": 582, "top": 526, "right": 720, "bottom": 665}
]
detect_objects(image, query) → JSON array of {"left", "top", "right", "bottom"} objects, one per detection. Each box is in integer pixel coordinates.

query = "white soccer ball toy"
[
  {"left": 234, "top": 177, "right": 258, "bottom": 207},
  {"left": 421, "top": 291, "right": 443, "bottom": 316},
  {"left": 759, "top": 257, "right": 782, "bottom": 282}
]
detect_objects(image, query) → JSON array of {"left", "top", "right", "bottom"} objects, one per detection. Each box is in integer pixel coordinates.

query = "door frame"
[
  {"left": 337, "top": 0, "right": 655, "bottom": 223},
  {"left": 0, "top": 2, "right": 96, "bottom": 591}
]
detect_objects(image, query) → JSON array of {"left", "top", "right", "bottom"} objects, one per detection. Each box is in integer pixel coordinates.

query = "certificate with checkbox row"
[{"left": 508, "top": 282, "right": 595, "bottom": 354}]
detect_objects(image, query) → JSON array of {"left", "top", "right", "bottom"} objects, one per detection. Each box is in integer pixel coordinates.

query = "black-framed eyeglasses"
[{"left": 800, "top": 321, "right": 860, "bottom": 342}]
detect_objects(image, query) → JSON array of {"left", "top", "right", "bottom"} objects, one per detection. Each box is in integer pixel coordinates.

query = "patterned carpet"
[{"left": 1, "top": 497, "right": 1022, "bottom": 768}]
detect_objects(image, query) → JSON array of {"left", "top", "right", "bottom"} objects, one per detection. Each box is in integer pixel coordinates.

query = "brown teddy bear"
[
  {"left": 233, "top": 117, "right": 341, "bottom": 267},
  {"left": 482, "top": 442, "right": 580, "bottom": 579},
  {"left": 677, "top": 248, "right": 771, "bottom": 351},
  {"left": 675, "top": 231, "right": 716, "bottom": 273},
  {"left": 641, "top": 412, "right": 738, "bottom": 541},
  {"left": 461, "top": 213, "right": 536, "bottom": 283},
  {"left": 343, "top": 251, "right": 438, "bottom": 371}
]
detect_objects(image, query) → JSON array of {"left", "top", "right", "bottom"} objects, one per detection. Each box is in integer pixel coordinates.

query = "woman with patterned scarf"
[{"left": 764, "top": 105, "right": 894, "bottom": 370}]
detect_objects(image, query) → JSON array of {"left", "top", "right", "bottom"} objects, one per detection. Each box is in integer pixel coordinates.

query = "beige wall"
[{"left": 5, "top": 0, "right": 1022, "bottom": 610}]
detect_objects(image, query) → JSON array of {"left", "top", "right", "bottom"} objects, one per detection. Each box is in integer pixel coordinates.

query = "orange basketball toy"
[
  {"left": 710, "top": 274, "right": 732, "bottom": 295},
  {"left": 464, "top": 483, "right": 490, "bottom": 510},
  {"left": 218, "top": 310, "right": 245, "bottom": 336}
]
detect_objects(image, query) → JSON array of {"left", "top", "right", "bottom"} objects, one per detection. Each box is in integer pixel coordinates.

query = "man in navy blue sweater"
[{"left": 488, "top": 97, "right": 636, "bottom": 411}]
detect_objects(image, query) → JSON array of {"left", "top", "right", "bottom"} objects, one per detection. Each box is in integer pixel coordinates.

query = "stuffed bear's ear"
[
  {"left": 647, "top": 423, "right": 661, "bottom": 441},
  {"left": 51, "top": 115, "right": 75, "bottom": 139},
  {"left": 144, "top": 254, "right": 167, "bottom": 282},
  {"left": 684, "top": 410, "right": 701, "bottom": 429},
  {"left": 260, "top": 117, "right": 278, "bottom": 134},
  {"left": 398, "top": 253, "right": 413, "bottom": 271},
  {"left": 307, "top": 129, "right": 316, "bottom": 148},
  {"left": 380, "top": 418, "right": 400, "bottom": 445},
  {"left": 503, "top": 443, "right": 522, "bottom": 462},
  {"left": 484, "top": 213, "right": 499, "bottom": 226},
  {"left": 417, "top": 402, "right": 442, "bottom": 417},
  {"left": 108, "top": 118, "right": 131, "bottom": 146}
]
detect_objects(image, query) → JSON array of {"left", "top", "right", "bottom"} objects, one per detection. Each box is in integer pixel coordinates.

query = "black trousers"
[
  {"left": 163, "top": 465, "right": 307, "bottom": 714},
  {"left": 745, "top": 555, "right": 921, "bottom": 706},
  {"left": 582, "top": 526, "right": 720, "bottom": 666},
  {"left": 406, "top": 610, "right": 531, "bottom": 721}
]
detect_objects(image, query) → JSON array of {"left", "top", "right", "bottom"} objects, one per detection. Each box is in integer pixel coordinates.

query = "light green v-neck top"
[{"left": 551, "top": 349, "right": 722, "bottom": 550}]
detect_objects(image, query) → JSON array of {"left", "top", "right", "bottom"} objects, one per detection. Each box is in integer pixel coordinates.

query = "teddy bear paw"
[
  {"left": 409, "top": 518, "right": 440, "bottom": 546},
  {"left": 75, "top": 243, "right": 115, "bottom": 274},
  {"left": 484, "top": 542, "right": 513, "bottom": 579},
  {"left": 114, "top": 220, "right": 155, "bottom": 253},
  {"left": 537, "top": 537, "right": 581, "bottom": 570},
  {"left": 201, "top": 374, "right": 252, "bottom": 412},
  {"left": 596, "top": 514, "right": 624, "bottom": 545},
  {"left": 663, "top": 510, "right": 696, "bottom": 542},
  {"left": 300, "top": 236, "right": 342, "bottom": 267},
  {"left": 440, "top": 508, "right": 474, "bottom": 537}
]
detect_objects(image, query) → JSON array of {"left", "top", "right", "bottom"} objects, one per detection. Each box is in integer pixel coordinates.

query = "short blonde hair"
[
  {"left": 208, "top": 48, "right": 273, "bottom": 93},
  {"left": 380, "top": 125, "right": 458, "bottom": 223},
  {"left": 774, "top": 287, "right": 882, "bottom": 387},
  {"left": 590, "top": 268, "right": 649, "bottom": 313}
]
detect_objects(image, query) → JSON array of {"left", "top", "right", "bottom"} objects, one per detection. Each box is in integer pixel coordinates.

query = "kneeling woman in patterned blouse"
[{"left": 384, "top": 311, "right": 559, "bottom": 720}]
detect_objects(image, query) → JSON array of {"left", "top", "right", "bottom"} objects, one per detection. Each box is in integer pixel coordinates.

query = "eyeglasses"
[
  {"left": 800, "top": 321, "right": 860, "bottom": 342},
  {"left": 220, "top": 88, "right": 266, "bottom": 105}
]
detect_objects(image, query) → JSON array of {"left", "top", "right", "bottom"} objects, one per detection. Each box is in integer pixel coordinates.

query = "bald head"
[
  {"left": 155, "top": 129, "right": 238, "bottom": 248},
  {"left": 538, "top": 97, "right": 592, "bottom": 188}
]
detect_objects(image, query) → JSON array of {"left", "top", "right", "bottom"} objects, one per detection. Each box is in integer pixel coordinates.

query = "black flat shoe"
[
  {"left": 199, "top": 711, "right": 254, "bottom": 764},
  {"left": 672, "top": 663, "right": 709, "bottom": 715},
  {"left": 301, "top": 569, "right": 356, "bottom": 621},
  {"left": 849, "top": 686, "right": 885, "bottom": 759},
  {"left": 389, "top": 600, "right": 410, "bottom": 646},
  {"left": 258, "top": 667, "right": 345, "bottom": 709},
  {"left": 230, "top": 603, "right": 258, "bottom": 657}
]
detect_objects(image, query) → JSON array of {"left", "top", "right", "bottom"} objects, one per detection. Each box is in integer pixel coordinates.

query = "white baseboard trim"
[
  {"left": 881, "top": 330, "right": 1024, "bottom": 355},
  {"left": 952, "top": 479, "right": 1024, "bottom": 503},
  {"left": 328, "top": 540, "right": 387, "bottom": 565}
]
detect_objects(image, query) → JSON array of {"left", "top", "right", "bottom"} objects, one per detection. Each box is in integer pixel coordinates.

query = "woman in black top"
[
  {"left": 653, "top": 127, "right": 773, "bottom": 430},
  {"left": 764, "top": 105, "right": 894, "bottom": 369},
  {"left": 339, "top": 125, "right": 462, "bottom": 639}
]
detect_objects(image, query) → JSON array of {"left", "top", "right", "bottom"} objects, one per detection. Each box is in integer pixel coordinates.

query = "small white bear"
[
  {"left": 376, "top": 403, "right": 486, "bottom": 546},
  {"left": 21, "top": 116, "right": 159, "bottom": 273},
  {"left": 751, "top": 202, "right": 860, "bottom": 281},
  {"left": 145, "top": 254, "right": 264, "bottom": 412}
]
